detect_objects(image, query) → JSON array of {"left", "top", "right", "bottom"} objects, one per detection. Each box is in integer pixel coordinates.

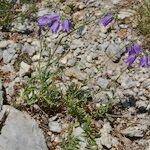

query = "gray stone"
[
  {"left": 95, "top": 138, "right": 103, "bottom": 149},
  {"left": 71, "top": 39, "right": 84, "bottom": 49},
  {"left": 100, "top": 122, "right": 112, "bottom": 149},
  {"left": 86, "top": 52, "right": 97, "bottom": 63},
  {"left": 141, "top": 79, "right": 150, "bottom": 89},
  {"left": 12, "top": 21, "right": 29, "bottom": 32},
  {"left": 3, "top": 48, "right": 16, "bottom": 64},
  {"left": 136, "top": 100, "right": 149, "bottom": 110},
  {"left": 22, "top": 43, "right": 36, "bottom": 56},
  {"left": 56, "top": 45, "right": 65, "bottom": 54},
  {"left": 1, "top": 64, "right": 14, "bottom": 73},
  {"left": 73, "top": 126, "right": 84, "bottom": 137},
  {"left": 146, "top": 140, "right": 150, "bottom": 150},
  {"left": 59, "top": 53, "right": 73, "bottom": 65},
  {"left": 111, "top": 0, "right": 121, "bottom": 4},
  {"left": 65, "top": 68, "right": 86, "bottom": 81},
  {"left": 73, "top": 48, "right": 83, "bottom": 56},
  {"left": 48, "top": 120, "right": 62, "bottom": 133},
  {"left": 0, "top": 105, "right": 48, "bottom": 150},
  {"left": 37, "top": 8, "right": 50, "bottom": 17},
  {"left": 118, "top": 9, "right": 135, "bottom": 19},
  {"left": 121, "top": 77, "right": 139, "bottom": 89},
  {"left": 73, "top": 127, "right": 87, "bottom": 150},
  {"left": 19, "top": 61, "right": 31, "bottom": 77},
  {"left": 0, "top": 40, "right": 9, "bottom": 49},
  {"left": 121, "top": 125, "right": 148, "bottom": 138},
  {"left": 97, "top": 43, "right": 109, "bottom": 55},
  {"left": 106, "top": 43, "right": 125, "bottom": 62},
  {"left": 67, "top": 58, "right": 76, "bottom": 67},
  {"left": 97, "top": 77, "right": 109, "bottom": 89},
  {"left": 6, "top": 82, "right": 15, "bottom": 97},
  {"left": 93, "top": 92, "right": 109, "bottom": 103}
]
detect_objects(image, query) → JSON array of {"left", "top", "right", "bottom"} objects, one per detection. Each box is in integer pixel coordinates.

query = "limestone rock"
[{"left": 0, "top": 105, "right": 48, "bottom": 150}]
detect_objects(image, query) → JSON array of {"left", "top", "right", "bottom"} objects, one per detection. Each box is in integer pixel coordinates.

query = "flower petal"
[
  {"left": 99, "top": 14, "right": 113, "bottom": 27},
  {"left": 62, "top": 19, "right": 71, "bottom": 32},
  {"left": 125, "top": 55, "right": 136, "bottom": 66},
  {"left": 139, "top": 55, "right": 149, "bottom": 67},
  {"left": 50, "top": 21, "right": 59, "bottom": 33}
]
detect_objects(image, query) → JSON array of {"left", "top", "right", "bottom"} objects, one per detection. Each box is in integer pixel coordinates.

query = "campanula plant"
[{"left": 99, "top": 14, "right": 113, "bottom": 27}]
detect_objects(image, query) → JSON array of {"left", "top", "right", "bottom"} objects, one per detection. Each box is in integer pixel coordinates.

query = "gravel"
[{"left": 0, "top": 0, "right": 149, "bottom": 149}]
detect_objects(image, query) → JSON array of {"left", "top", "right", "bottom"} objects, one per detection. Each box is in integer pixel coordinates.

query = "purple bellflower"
[
  {"left": 37, "top": 16, "right": 49, "bottom": 27},
  {"left": 126, "top": 43, "right": 141, "bottom": 56},
  {"left": 50, "top": 21, "right": 59, "bottom": 33},
  {"left": 125, "top": 54, "right": 136, "bottom": 66},
  {"left": 47, "top": 13, "right": 59, "bottom": 22},
  {"left": 99, "top": 14, "right": 113, "bottom": 27},
  {"left": 62, "top": 19, "right": 71, "bottom": 32},
  {"left": 37, "top": 13, "right": 59, "bottom": 27},
  {"left": 139, "top": 55, "right": 149, "bottom": 67}
]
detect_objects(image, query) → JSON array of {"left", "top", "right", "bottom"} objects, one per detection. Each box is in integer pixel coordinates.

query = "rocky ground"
[{"left": 0, "top": 0, "right": 150, "bottom": 150}]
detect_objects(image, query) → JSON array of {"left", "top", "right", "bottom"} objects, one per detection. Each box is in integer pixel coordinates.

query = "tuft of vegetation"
[
  {"left": 137, "top": 0, "right": 150, "bottom": 36},
  {"left": 0, "top": 0, "right": 38, "bottom": 27},
  {"left": 0, "top": 0, "right": 15, "bottom": 26},
  {"left": 61, "top": 124, "right": 80, "bottom": 150},
  {"left": 17, "top": 70, "right": 63, "bottom": 109},
  {"left": 20, "top": 4, "right": 38, "bottom": 23}
]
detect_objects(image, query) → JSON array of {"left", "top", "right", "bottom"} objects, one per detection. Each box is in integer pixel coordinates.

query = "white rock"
[
  {"left": 0, "top": 40, "right": 9, "bottom": 48},
  {"left": 1, "top": 64, "right": 14, "bottom": 72},
  {"left": 32, "top": 54, "right": 40, "bottom": 62},
  {"left": 71, "top": 39, "right": 84, "bottom": 49},
  {"left": 121, "top": 125, "right": 148, "bottom": 138},
  {"left": 106, "top": 43, "right": 125, "bottom": 62},
  {"left": 73, "top": 127, "right": 87, "bottom": 150},
  {"left": 6, "top": 82, "right": 15, "bottom": 97},
  {"left": 22, "top": 43, "right": 36, "bottom": 56},
  {"left": 100, "top": 122, "right": 112, "bottom": 149},
  {"left": 73, "top": 127, "right": 84, "bottom": 137},
  {"left": 19, "top": 61, "right": 31, "bottom": 77},
  {"left": 97, "top": 78, "right": 109, "bottom": 89},
  {"left": 3, "top": 48, "right": 16, "bottom": 64},
  {"left": 118, "top": 9, "right": 135, "bottom": 19},
  {"left": 48, "top": 120, "right": 62, "bottom": 133},
  {"left": 111, "top": 0, "right": 121, "bottom": 4}
]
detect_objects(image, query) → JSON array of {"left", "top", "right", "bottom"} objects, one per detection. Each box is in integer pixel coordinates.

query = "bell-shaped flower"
[
  {"left": 126, "top": 44, "right": 141, "bottom": 56},
  {"left": 50, "top": 21, "right": 59, "bottom": 33},
  {"left": 37, "top": 16, "right": 49, "bottom": 27},
  {"left": 125, "top": 54, "right": 136, "bottom": 66},
  {"left": 139, "top": 55, "right": 149, "bottom": 67},
  {"left": 99, "top": 14, "right": 113, "bottom": 27},
  {"left": 37, "top": 13, "right": 59, "bottom": 27},
  {"left": 61, "top": 19, "right": 71, "bottom": 32}
]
